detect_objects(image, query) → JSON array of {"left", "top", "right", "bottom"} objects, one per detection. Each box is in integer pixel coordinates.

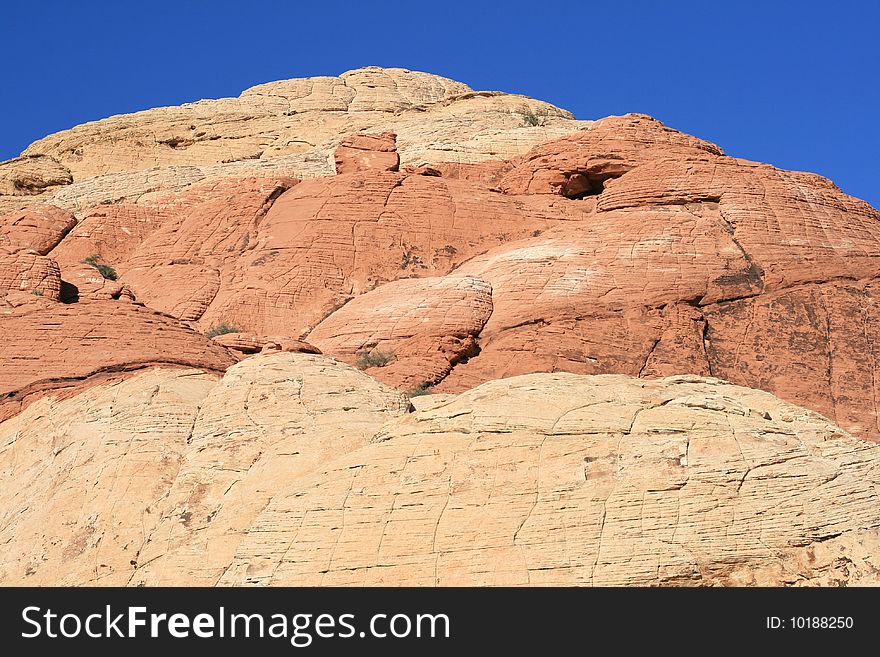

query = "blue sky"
[{"left": 1, "top": 1, "right": 877, "bottom": 207}]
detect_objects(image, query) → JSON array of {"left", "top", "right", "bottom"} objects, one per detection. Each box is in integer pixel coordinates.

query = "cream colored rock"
[
  {"left": 221, "top": 373, "right": 880, "bottom": 586},
  {"left": 131, "top": 354, "right": 411, "bottom": 585},
  {"left": 2, "top": 358, "right": 879, "bottom": 586},
  {"left": 0, "top": 155, "right": 71, "bottom": 197},
  {"left": 2, "top": 67, "right": 591, "bottom": 211},
  {"left": 0, "top": 354, "right": 411, "bottom": 585},
  {"left": 0, "top": 368, "right": 218, "bottom": 585},
  {"left": 51, "top": 166, "right": 208, "bottom": 212}
]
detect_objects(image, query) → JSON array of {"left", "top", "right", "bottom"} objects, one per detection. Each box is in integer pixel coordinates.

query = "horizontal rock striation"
[{"left": 1, "top": 356, "right": 878, "bottom": 586}]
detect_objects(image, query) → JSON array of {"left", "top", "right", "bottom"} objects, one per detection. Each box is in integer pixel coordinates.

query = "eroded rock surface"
[
  {"left": 335, "top": 132, "right": 400, "bottom": 174},
  {"left": 5, "top": 73, "right": 880, "bottom": 439},
  {"left": 1, "top": 357, "right": 878, "bottom": 586},
  {"left": 221, "top": 373, "right": 880, "bottom": 586},
  {"left": 3, "top": 67, "right": 880, "bottom": 588},
  {"left": 0, "top": 300, "right": 236, "bottom": 422},
  {"left": 0, "top": 204, "right": 76, "bottom": 254},
  {"left": 0, "top": 67, "right": 591, "bottom": 212}
]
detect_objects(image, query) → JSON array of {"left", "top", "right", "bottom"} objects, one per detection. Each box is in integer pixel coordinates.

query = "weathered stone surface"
[
  {"left": 0, "top": 249, "right": 61, "bottom": 301},
  {"left": 0, "top": 155, "right": 72, "bottom": 197},
  {"left": 4, "top": 67, "right": 880, "bottom": 588},
  {"left": 308, "top": 275, "right": 492, "bottom": 388},
  {"left": 2, "top": 361, "right": 879, "bottom": 586},
  {"left": 424, "top": 115, "right": 880, "bottom": 441},
  {"left": 259, "top": 339, "right": 321, "bottom": 355},
  {"left": 110, "top": 176, "right": 296, "bottom": 321},
  {"left": 335, "top": 132, "right": 400, "bottom": 174},
  {"left": 190, "top": 171, "right": 587, "bottom": 337},
  {"left": 131, "top": 355, "right": 411, "bottom": 586},
  {"left": 50, "top": 165, "right": 208, "bottom": 213},
  {"left": 17, "top": 98, "right": 880, "bottom": 440},
  {"left": 2, "top": 67, "right": 590, "bottom": 212},
  {"left": 212, "top": 332, "right": 321, "bottom": 356},
  {"left": 49, "top": 203, "right": 171, "bottom": 267},
  {"left": 59, "top": 261, "right": 124, "bottom": 301},
  {"left": 0, "top": 205, "right": 76, "bottom": 255},
  {"left": 0, "top": 368, "right": 220, "bottom": 586},
  {"left": 219, "top": 373, "right": 880, "bottom": 586},
  {"left": 702, "top": 281, "right": 880, "bottom": 439},
  {"left": 0, "top": 355, "right": 411, "bottom": 585},
  {"left": 498, "top": 114, "right": 722, "bottom": 196},
  {"left": 0, "top": 300, "right": 236, "bottom": 422}
]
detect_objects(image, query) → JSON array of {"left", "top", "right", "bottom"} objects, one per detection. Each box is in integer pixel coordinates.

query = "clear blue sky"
[{"left": 2, "top": 0, "right": 877, "bottom": 207}]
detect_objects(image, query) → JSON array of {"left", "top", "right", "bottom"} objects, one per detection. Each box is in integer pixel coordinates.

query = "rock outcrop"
[
  {"left": 334, "top": 132, "right": 400, "bottom": 174},
  {"left": 0, "top": 204, "right": 76, "bottom": 254},
  {"left": 0, "top": 67, "right": 591, "bottom": 213},
  {"left": 0, "top": 155, "right": 72, "bottom": 202},
  {"left": 308, "top": 275, "right": 492, "bottom": 388},
  {"left": 1, "top": 355, "right": 878, "bottom": 586},
  {"left": 2, "top": 67, "right": 880, "bottom": 587},
  {"left": 0, "top": 299, "right": 236, "bottom": 422},
  {"left": 211, "top": 332, "right": 321, "bottom": 357},
  {"left": 0, "top": 250, "right": 62, "bottom": 301}
]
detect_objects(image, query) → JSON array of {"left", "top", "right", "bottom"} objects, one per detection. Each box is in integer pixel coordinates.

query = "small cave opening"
[
  {"left": 158, "top": 136, "right": 195, "bottom": 150},
  {"left": 560, "top": 171, "right": 619, "bottom": 199},
  {"left": 59, "top": 281, "right": 79, "bottom": 303}
]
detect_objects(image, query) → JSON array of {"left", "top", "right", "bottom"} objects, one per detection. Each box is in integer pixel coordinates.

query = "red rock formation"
[
  {"left": 0, "top": 300, "right": 236, "bottom": 421},
  {"left": 334, "top": 132, "right": 400, "bottom": 174},
  {"left": 0, "top": 204, "right": 76, "bottom": 255},
  {"left": 49, "top": 203, "right": 170, "bottom": 267},
  {"left": 211, "top": 331, "right": 321, "bottom": 357},
  {"left": 498, "top": 114, "right": 723, "bottom": 196},
  {"left": 64, "top": 176, "right": 299, "bottom": 313},
  {"left": 192, "top": 171, "right": 589, "bottom": 336},
  {"left": 4, "top": 70, "right": 880, "bottom": 588},
  {"left": 308, "top": 275, "right": 492, "bottom": 388},
  {"left": 428, "top": 116, "right": 880, "bottom": 440},
  {"left": 0, "top": 250, "right": 62, "bottom": 301},
  {"left": 3, "top": 88, "right": 880, "bottom": 443}
]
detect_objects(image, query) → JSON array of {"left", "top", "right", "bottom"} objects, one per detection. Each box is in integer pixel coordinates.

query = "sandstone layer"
[
  {"left": 1, "top": 354, "right": 877, "bottom": 586},
  {"left": 0, "top": 67, "right": 591, "bottom": 213},
  {"left": 4, "top": 72, "right": 880, "bottom": 440},
  {"left": 3, "top": 67, "right": 880, "bottom": 588},
  {"left": 0, "top": 299, "right": 236, "bottom": 422}
]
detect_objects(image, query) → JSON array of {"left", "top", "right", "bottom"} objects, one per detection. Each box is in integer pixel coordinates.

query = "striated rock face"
[
  {"left": 145, "top": 170, "right": 587, "bottom": 336},
  {"left": 308, "top": 275, "right": 492, "bottom": 388},
  {"left": 0, "top": 204, "right": 76, "bottom": 255},
  {"left": 220, "top": 372, "right": 880, "bottom": 586},
  {"left": 1, "top": 355, "right": 878, "bottom": 586},
  {"left": 0, "top": 67, "right": 591, "bottom": 212},
  {"left": 0, "top": 368, "right": 220, "bottom": 586},
  {"left": 0, "top": 155, "right": 72, "bottom": 200},
  {"left": 334, "top": 132, "right": 400, "bottom": 174},
  {"left": 0, "top": 299, "right": 236, "bottom": 422},
  {"left": 423, "top": 115, "right": 880, "bottom": 440},
  {"left": 0, "top": 355, "right": 411, "bottom": 585},
  {"left": 499, "top": 113, "right": 724, "bottom": 196},
  {"left": 211, "top": 332, "right": 321, "bottom": 357},
  {"left": 0, "top": 250, "right": 62, "bottom": 300},
  {"left": 65, "top": 176, "right": 298, "bottom": 312},
  {"left": 4, "top": 66, "right": 880, "bottom": 587}
]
